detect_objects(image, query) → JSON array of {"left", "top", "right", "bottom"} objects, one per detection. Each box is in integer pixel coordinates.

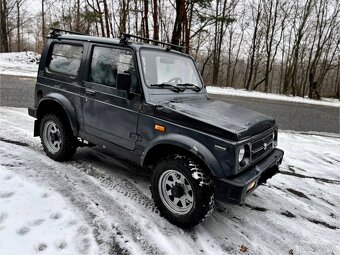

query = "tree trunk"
[
  {"left": 120, "top": 0, "right": 127, "bottom": 34},
  {"left": 152, "top": 0, "right": 159, "bottom": 42},
  {"left": 103, "top": 0, "right": 110, "bottom": 37},
  {"left": 0, "top": 0, "right": 9, "bottom": 52},
  {"left": 335, "top": 61, "right": 340, "bottom": 99},
  {"left": 212, "top": 0, "right": 219, "bottom": 85},
  {"left": 186, "top": 0, "right": 194, "bottom": 52},
  {"left": 42, "top": 0, "right": 45, "bottom": 42},
  {"left": 143, "top": 0, "right": 149, "bottom": 38},
  {"left": 231, "top": 28, "right": 244, "bottom": 88},
  {"left": 226, "top": 29, "right": 233, "bottom": 87},
  {"left": 95, "top": 0, "right": 105, "bottom": 36},
  {"left": 135, "top": 0, "right": 139, "bottom": 35},
  {"left": 264, "top": 0, "right": 279, "bottom": 93},
  {"left": 76, "top": 0, "right": 80, "bottom": 31},
  {"left": 16, "top": 0, "right": 20, "bottom": 51},
  {"left": 245, "top": 1, "right": 261, "bottom": 90},
  {"left": 171, "top": 0, "right": 185, "bottom": 46}
]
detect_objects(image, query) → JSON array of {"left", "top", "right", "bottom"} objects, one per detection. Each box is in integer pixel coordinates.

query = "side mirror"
[{"left": 117, "top": 73, "right": 131, "bottom": 94}]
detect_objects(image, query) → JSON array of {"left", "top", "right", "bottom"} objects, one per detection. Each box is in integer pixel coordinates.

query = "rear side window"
[{"left": 48, "top": 43, "right": 83, "bottom": 77}]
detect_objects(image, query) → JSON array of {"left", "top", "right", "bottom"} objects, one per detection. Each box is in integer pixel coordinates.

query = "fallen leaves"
[{"left": 240, "top": 244, "right": 248, "bottom": 253}]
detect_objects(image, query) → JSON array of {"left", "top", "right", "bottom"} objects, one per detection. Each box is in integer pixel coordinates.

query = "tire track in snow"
[
  {"left": 0, "top": 141, "right": 161, "bottom": 254},
  {"left": 0, "top": 140, "right": 215, "bottom": 255},
  {"left": 71, "top": 161, "right": 159, "bottom": 215}
]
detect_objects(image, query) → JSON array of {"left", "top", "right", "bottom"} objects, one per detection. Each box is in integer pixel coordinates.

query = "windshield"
[{"left": 140, "top": 49, "right": 203, "bottom": 89}]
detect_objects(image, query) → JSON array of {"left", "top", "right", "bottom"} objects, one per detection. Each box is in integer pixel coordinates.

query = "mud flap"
[{"left": 33, "top": 119, "right": 40, "bottom": 137}]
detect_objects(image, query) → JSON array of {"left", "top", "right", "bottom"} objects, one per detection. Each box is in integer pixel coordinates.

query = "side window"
[
  {"left": 90, "top": 46, "right": 140, "bottom": 94},
  {"left": 48, "top": 43, "right": 83, "bottom": 77}
]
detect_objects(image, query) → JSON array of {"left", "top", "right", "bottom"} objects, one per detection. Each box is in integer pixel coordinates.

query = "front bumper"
[{"left": 214, "top": 148, "right": 284, "bottom": 204}]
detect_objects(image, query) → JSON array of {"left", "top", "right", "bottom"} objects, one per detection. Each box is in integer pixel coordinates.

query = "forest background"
[{"left": 1, "top": 0, "right": 339, "bottom": 99}]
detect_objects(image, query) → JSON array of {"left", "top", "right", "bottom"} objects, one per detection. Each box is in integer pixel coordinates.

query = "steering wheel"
[{"left": 167, "top": 77, "right": 182, "bottom": 84}]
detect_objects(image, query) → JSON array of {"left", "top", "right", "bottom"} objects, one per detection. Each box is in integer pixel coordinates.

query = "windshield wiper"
[
  {"left": 176, "top": 83, "right": 202, "bottom": 92},
  {"left": 150, "top": 83, "right": 185, "bottom": 93}
]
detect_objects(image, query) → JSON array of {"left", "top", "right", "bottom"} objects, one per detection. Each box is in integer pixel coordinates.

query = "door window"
[{"left": 89, "top": 46, "right": 139, "bottom": 93}]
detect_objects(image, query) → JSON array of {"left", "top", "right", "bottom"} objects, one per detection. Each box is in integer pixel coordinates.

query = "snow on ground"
[
  {"left": 0, "top": 52, "right": 39, "bottom": 78},
  {"left": 0, "top": 167, "right": 99, "bottom": 255},
  {"left": 0, "top": 107, "right": 340, "bottom": 255},
  {"left": 207, "top": 86, "right": 340, "bottom": 107}
]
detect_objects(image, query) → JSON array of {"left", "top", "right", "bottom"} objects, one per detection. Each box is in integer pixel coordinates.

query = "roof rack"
[
  {"left": 50, "top": 27, "right": 86, "bottom": 37},
  {"left": 120, "top": 33, "right": 185, "bottom": 52}
]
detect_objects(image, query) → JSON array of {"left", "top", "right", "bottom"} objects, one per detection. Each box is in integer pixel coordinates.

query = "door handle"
[{"left": 85, "top": 88, "right": 96, "bottom": 96}]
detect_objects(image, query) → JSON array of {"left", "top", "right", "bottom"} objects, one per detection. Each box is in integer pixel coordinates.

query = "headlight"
[{"left": 238, "top": 146, "right": 245, "bottom": 162}]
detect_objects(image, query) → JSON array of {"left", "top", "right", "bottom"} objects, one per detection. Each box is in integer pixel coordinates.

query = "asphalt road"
[
  {"left": 210, "top": 94, "right": 339, "bottom": 134},
  {"left": 0, "top": 74, "right": 339, "bottom": 134}
]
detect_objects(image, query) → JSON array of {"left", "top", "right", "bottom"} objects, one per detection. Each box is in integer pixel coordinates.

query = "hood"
[{"left": 155, "top": 99, "right": 276, "bottom": 140}]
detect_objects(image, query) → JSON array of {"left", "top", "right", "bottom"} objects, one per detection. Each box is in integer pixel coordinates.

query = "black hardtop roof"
[{"left": 48, "top": 33, "right": 185, "bottom": 53}]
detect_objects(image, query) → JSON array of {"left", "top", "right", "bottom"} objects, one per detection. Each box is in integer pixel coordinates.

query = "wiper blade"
[
  {"left": 176, "top": 83, "right": 202, "bottom": 92},
  {"left": 150, "top": 83, "right": 185, "bottom": 93}
]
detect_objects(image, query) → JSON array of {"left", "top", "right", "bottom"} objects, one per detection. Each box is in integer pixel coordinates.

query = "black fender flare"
[
  {"left": 37, "top": 93, "right": 79, "bottom": 136},
  {"left": 141, "top": 134, "right": 224, "bottom": 177}
]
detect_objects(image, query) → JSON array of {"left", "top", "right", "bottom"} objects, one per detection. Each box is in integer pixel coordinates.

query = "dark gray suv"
[{"left": 28, "top": 29, "right": 284, "bottom": 228}]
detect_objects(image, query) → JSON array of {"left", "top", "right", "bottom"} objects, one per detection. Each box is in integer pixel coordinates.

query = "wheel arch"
[
  {"left": 141, "top": 134, "right": 224, "bottom": 177},
  {"left": 36, "top": 93, "right": 78, "bottom": 136}
]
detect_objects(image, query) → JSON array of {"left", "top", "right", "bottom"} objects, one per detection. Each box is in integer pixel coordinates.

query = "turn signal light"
[{"left": 155, "top": 124, "right": 166, "bottom": 132}]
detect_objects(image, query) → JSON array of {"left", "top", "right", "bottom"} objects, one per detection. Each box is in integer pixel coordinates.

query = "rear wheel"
[
  {"left": 40, "top": 114, "right": 77, "bottom": 161},
  {"left": 151, "top": 155, "right": 215, "bottom": 228}
]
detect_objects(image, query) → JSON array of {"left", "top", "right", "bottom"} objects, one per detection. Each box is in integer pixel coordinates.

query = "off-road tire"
[
  {"left": 40, "top": 113, "right": 77, "bottom": 161},
  {"left": 151, "top": 155, "right": 215, "bottom": 228}
]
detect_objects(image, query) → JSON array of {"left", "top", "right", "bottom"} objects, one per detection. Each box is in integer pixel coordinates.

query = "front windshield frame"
[{"left": 139, "top": 48, "right": 204, "bottom": 90}]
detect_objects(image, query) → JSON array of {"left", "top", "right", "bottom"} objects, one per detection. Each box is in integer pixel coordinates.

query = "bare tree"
[
  {"left": 103, "top": 0, "right": 110, "bottom": 36},
  {"left": 245, "top": 0, "right": 262, "bottom": 90},
  {"left": 283, "top": 0, "right": 314, "bottom": 95},
  {"left": 171, "top": 0, "right": 185, "bottom": 45},
  {"left": 306, "top": 0, "right": 340, "bottom": 99},
  {"left": 120, "top": 0, "right": 127, "bottom": 33},
  {"left": 3, "top": 0, "right": 340, "bottom": 99},
  {"left": 212, "top": 0, "right": 236, "bottom": 85},
  {"left": 152, "top": 0, "right": 159, "bottom": 41},
  {"left": 142, "top": 0, "right": 149, "bottom": 38},
  {"left": 42, "top": 0, "right": 45, "bottom": 39},
  {"left": 0, "top": 0, "right": 9, "bottom": 52}
]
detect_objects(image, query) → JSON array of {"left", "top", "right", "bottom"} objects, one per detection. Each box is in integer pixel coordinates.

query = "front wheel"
[
  {"left": 151, "top": 155, "right": 215, "bottom": 228},
  {"left": 40, "top": 114, "right": 77, "bottom": 161}
]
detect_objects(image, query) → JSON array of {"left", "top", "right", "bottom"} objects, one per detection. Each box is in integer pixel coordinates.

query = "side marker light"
[{"left": 155, "top": 124, "right": 166, "bottom": 132}]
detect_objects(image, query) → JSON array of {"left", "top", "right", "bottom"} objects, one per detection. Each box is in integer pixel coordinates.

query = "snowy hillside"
[
  {"left": 0, "top": 107, "right": 339, "bottom": 255},
  {"left": 0, "top": 52, "right": 40, "bottom": 77}
]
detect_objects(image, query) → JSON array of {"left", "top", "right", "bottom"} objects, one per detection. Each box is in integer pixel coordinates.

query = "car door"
[{"left": 81, "top": 44, "right": 141, "bottom": 150}]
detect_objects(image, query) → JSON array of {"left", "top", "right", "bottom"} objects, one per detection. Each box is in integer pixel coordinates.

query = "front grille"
[{"left": 251, "top": 132, "right": 274, "bottom": 161}]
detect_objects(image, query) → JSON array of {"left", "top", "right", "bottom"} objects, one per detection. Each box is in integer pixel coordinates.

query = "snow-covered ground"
[
  {"left": 0, "top": 107, "right": 339, "bottom": 255},
  {"left": 1, "top": 52, "right": 339, "bottom": 107},
  {"left": 0, "top": 167, "right": 99, "bottom": 255},
  {"left": 0, "top": 52, "right": 39, "bottom": 77}
]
